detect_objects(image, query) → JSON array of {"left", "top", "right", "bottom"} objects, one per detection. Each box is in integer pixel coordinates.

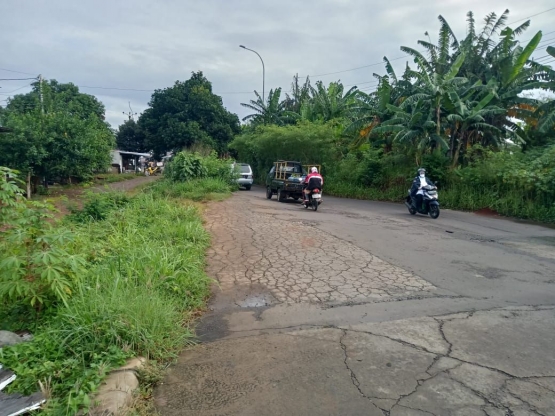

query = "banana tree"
[
  {"left": 443, "top": 88, "right": 505, "bottom": 166},
  {"left": 531, "top": 46, "right": 555, "bottom": 133},
  {"left": 310, "top": 81, "right": 358, "bottom": 122},
  {"left": 409, "top": 52, "right": 467, "bottom": 137},
  {"left": 241, "top": 88, "right": 297, "bottom": 126},
  {"left": 346, "top": 60, "right": 415, "bottom": 150},
  {"left": 373, "top": 99, "right": 445, "bottom": 165}
]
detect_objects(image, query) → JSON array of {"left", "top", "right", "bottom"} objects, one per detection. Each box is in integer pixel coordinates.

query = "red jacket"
[{"left": 304, "top": 173, "right": 324, "bottom": 186}]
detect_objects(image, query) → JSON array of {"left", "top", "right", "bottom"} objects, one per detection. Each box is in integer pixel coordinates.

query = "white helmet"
[{"left": 311, "top": 167, "right": 318, "bottom": 173}]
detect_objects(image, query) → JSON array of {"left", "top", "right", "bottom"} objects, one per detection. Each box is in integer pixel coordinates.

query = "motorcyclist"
[
  {"left": 410, "top": 168, "right": 434, "bottom": 210},
  {"left": 302, "top": 167, "right": 323, "bottom": 203}
]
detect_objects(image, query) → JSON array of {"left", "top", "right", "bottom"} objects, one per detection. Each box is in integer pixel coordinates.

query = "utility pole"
[
  {"left": 122, "top": 101, "right": 137, "bottom": 121},
  {"left": 38, "top": 74, "right": 44, "bottom": 114}
]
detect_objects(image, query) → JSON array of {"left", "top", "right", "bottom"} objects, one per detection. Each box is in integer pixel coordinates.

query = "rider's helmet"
[
  {"left": 417, "top": 168, "right": 426, "bottom": 176},
  {"left": 311, "top": 167, "right": 318, "bottom": 173}
]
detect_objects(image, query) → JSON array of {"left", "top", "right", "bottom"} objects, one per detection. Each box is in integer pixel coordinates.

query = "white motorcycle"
[{"left": 405, "top": 185, "right": 440, "bottom": 219}]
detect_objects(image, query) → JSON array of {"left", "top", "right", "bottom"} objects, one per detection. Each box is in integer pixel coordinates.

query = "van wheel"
[
  {"left": 278, "top": 189, "right": 286, "bottom": 202},
  {"left": 266, "top": 187, "right": 272, "bottom": 199}
]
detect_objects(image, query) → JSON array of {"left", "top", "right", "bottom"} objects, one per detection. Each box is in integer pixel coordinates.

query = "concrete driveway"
[{"left": 155, "top": 187, "right": 555, "bottom": 416}]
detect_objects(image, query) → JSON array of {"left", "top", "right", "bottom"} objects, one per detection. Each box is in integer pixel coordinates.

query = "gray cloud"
[{"left": 1, "top": 0, "right": 553, "bottom": 128}]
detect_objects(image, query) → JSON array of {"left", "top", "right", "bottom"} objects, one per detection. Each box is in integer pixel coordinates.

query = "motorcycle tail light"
[{"left": 313, "top": 189, "right": 320, "bottom": 193}]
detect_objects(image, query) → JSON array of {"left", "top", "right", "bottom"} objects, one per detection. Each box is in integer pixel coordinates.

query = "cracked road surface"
[{"left": 155, "top": 188, "right": 555, "bottom": 415}]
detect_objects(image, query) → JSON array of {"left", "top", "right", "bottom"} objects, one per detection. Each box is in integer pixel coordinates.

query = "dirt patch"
[
  {"left": 474, "top": 207, "right": 499, "bottom": 217},
  {"left": 37, "top": 176, "right": 160, "bottom": 220}
]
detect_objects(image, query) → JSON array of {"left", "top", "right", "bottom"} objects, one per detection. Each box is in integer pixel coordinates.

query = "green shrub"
[
  {"left": 68, "top": 191, "right": 130, "bottom": 222},
  {"left": 0, "top": 167, "right": 87, "bottom": 309},
  {"left": 164, "top": 151, "right": 237, "bottom": 184}
]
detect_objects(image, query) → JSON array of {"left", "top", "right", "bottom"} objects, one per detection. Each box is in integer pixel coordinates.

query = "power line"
[
  {"left": 0, "top": 84, "right": 33, "bottom": 95},
  {"left": 0, "top": 67, "right": 36, "bottom": 76},
  {"left": 0, "top": 77, "right": 37, "bottom": 81},
  {"left": 307, "top": 54, "right": 410, "bottom": 78},
  {"left": 506, "top": 7, "right": 555, "bottom": 25},
  {"left": 76, "top": 85, "right": 257, "bottom": 94}
]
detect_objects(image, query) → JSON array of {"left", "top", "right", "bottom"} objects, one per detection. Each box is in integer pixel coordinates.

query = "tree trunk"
[
  {"left": 451, "top": 135, "right": 464, "bottom": 168},
  {"left": 436, "top": 104, "right": 441, "bottom": 136},
  {"left": 26, "top": 171, "right": 31, "bottom": 199},
  {"left": 449, "top": 130, "right": 456, "bottom": 160}
]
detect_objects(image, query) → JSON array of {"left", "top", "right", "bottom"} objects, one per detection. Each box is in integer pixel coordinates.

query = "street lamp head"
[{"left": 239, "top": 45, "right": 246, "bottom": 49}]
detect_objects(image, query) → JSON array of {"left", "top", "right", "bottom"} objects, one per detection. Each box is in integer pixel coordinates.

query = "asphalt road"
[{"left": 155, "top": 187, "right": 555, "bottom": 416}]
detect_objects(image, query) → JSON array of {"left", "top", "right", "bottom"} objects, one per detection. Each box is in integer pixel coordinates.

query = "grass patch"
[
  {"left": 0, "top": 190, "right": 212, "bottom": 414},
  {"left": 149, "top": 178, "right": 236, "bottom": 201}
]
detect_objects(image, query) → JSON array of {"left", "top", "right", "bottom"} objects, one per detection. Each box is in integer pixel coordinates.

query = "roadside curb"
[{"left": 88, "top": 357, "right": 146, "bottom": 416}]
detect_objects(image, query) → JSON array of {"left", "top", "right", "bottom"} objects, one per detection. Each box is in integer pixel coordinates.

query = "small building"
[{"left": 111, "top": 150, "right": 151, "bottom": 174}]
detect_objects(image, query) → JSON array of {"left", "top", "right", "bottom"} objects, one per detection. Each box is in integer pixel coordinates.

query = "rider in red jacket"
[{"left": 303, "top": 167, "right": 324, "bottom": 203}]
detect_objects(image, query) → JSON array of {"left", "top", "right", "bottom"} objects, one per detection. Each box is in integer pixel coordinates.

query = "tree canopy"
[
  {"left": 138, "top": 71, "right": 240, "bottom": 157},
  {"left": 0, "top": 79, "right": 114, "bottom": 191},
  {"left": 116, "top": 119, "right": 148, "bottom": 152}
]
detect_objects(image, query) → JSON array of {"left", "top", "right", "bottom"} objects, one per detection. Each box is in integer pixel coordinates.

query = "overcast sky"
[{"left": 1, "top": 0, "right": 554, "bottom": 129}]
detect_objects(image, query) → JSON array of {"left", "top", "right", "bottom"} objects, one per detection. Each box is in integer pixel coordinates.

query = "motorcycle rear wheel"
[{"left": 312, "top": 199, "right": 318, "bottom": 211}]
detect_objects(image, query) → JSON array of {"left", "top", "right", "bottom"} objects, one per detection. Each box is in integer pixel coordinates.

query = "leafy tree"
[
  {"left": 0, "top": 111, "right": 114, "bottom": 187},
  {"left": 116, "top": 119, "right": 148, "bottom": 152},
  {"left": 0, "top": 80, "right": 114, "bottom": 193},
  {"left": 139, "top": 71, "right": 240, "bottom": 157},
  {"left": 7, "top": 79, "right": 106, "bottom": 121}
]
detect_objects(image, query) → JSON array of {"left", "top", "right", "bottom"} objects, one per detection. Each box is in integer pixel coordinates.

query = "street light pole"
[{"left": 240, "top": 45, "right": 265, "bottom": 103}]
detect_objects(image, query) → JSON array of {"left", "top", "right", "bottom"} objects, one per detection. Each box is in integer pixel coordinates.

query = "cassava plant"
[{"left": 0, "top": 167, "right": 86, "bottom": 310}]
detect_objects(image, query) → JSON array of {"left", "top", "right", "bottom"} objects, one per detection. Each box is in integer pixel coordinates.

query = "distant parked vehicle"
[{"left": 233, "top": 163, "right": 253, "bottom": 190}]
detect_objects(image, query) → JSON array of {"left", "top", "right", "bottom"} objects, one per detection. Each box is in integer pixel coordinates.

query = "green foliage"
[
  {"left": 0, "top": 190, "right": 213, "bottom": 414},
  {"left": 116, "top": 118, "right": 148, "bottom": 152},
  {"left": 230, "top": 121, "right": 340, "bottom": 181},
  {"left": 164, "top": 152, "right": 208, "bottom": 181},
  {"left": 6, "top": 80, "right": 106, "bottom": 120},
  {"left": 150, "top": 178, "right": 235, "bottom": 201},
  {"left": 0, "top": 81, "right": 115, "bottom": 186},
  {"left": 138, "top": 71, "right": 240, "bottom": 156},
  {"left": 0, "top": 166, "right": 24, "bottom": 225},
  {"left": 164, "top": 151, "right": 236, "bottom": 184},
  {"left": 68, "top": 191, "right": 130, "bottom": 222},
  {"left": 0, "top": 168, "right": 87, "bottom": 309},
  {"left": 241, "top": 87, "right": 297, "bottom": 126}
]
